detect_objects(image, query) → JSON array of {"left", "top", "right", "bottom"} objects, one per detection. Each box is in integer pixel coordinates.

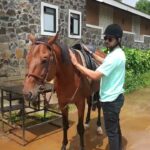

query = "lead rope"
[
  {"left": 62, "top": 73, "right": 82, "bottom": 110},
  {"left": 69, "top": 81, "right": 81, "bottom": 102},
  {"left": 62, "top": 81, "right": 81, "bottom": 110},
  {"left": 42, "top": 83, "right": 55, "bottom": 108},
  {"left": 42, "top": 48, "right": 57, "bottom": 108}
]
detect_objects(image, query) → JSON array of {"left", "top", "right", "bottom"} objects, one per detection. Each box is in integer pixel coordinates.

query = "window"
[
  {"left": 41, "top": 2, "right": 58, "bottom": 36},
  {"left": 69, "top": 10, "right": 82, "bottom": 39}
]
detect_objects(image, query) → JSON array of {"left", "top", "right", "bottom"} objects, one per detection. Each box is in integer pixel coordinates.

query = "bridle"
[
  {"left": 26, "top": 40, "right": 56, "bottom": 84},
  {"left": 25, "top": 40, "right": 81, "bottom": 105},
  {"left": 25, "top": 40, "right": 56, "bottom": 105}
]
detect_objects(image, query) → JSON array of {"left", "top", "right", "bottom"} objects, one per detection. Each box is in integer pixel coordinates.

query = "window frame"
[
  {"left": 68, "top": 9, "right": 82, "bottom": 39},
  {"left": 41, "top": 2, "right": 58, "bottom": 36}
]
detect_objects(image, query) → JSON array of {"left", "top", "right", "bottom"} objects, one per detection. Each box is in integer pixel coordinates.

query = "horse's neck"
[
  {"left": 54, "top": 45, "right": 75, "bottom": 83},
  {"left": 53, "top": 44, "right": 96, "bottom": 99},
  {"left": 57, "top": 63, "right": 75, "bottom": 83}
]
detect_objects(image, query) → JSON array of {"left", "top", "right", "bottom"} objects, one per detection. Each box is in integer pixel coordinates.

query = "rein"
[
  {"left": 25, "top": 73, "right": 45, "bottom": 83},
  {"left": 26, "top": 40, "right": 55, "bottom": 83},
  {"left": 39, "top": 83, "right": 55, "bottom": 107},
  {"left": 26, "top": 40, "right": 81, "bottom": 106},
  {"left": 26, "top": 40, "right": 56, "bottom": 105},
  {"left": 35, "top": 41, "right": 52, "bottom": 50},
  {"left": 66, "top": 78, "right": 81, "bottom": 102}
]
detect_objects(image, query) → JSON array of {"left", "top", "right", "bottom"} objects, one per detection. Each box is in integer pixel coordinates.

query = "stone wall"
[
  {"left": 84, "top": 27, "right": 150, "bottom": 50},
  {"left": 0, "top": 0, "right": 150, "bottom": 80},
  {"left": 0, "top": 0, "right": 41, "bottom": 80},
  {"left": 144, "top": 36, "right": 150, "bottom": 49},
  {"left": 122, "top": 32, "right": 150, "bottom": 50},
  {"left": 122, "top": 32, "right": 135, "bottom": 48},
  {"left": 0, "top": 0, "right": 87, "bottom": 80},
  {"left": 84, "top": 26, "right": 103, "bottom": 48}
]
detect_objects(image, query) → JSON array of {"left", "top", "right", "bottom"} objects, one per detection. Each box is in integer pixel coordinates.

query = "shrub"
[
  {"left": 124, "top": 48, "right": 150, "bottom": 93},
  {"left": 125, "top": 48, "right": 150, "bottom": 74},
  {"left": 101, "top": 47, "right": 150, "bottom": 92}
]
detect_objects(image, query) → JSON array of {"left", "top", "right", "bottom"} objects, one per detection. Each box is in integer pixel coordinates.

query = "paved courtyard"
[{"left": 0, "top": 88, "right": 150, "bottom": 150}]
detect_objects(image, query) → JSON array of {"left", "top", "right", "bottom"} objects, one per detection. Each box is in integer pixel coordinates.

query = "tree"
[{"left": 136, "top": 0, "right": 150, "bottom": 15}]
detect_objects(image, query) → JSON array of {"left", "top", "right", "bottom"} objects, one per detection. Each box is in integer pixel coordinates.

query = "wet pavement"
[{"left": 0, "top": 87, "right": 150, "bottom": 150}]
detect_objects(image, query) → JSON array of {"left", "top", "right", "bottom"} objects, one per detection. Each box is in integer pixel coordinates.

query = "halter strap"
[
  {"left": 26, "top": 73, "right": 45, "bottom": 83},
  {"left": 26, "top": 41, "right": 56, "bottom": 83},
  {"left": 35, "top": 41, "right": 52, "bottom": 51}
]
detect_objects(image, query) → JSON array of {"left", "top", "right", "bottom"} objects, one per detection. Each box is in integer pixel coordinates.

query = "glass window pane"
[
  {"left": 72, "top": 14, "right": 79, "bottom": 20},
  {"left": 70, "top": 13, "right": 80, "bottom": 35},
  {"left": 45, "top": 7, "right": 55, "bottom": 15},
  {"left": 73, "top": 19, "right": 79, "bottom": 34},
  {"left": 44, "top": 14, "right": 54, "bottom": 32}
]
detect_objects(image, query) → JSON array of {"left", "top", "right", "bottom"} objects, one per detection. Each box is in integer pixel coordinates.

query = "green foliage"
[
  {"left": 125, "top": 48, "right": 150, "bottom": 74},
  {"left": 124, "top": 48, "right": 150, "bottom": 93},
  {"left": 100, "top": 47, "right": 150, "bottom": 92},
  {"left": 141, "top": 71, "right": 150, "bottom": 87},
  {"left": 135, "top": 0, "right": 150, "bottom": 15}
]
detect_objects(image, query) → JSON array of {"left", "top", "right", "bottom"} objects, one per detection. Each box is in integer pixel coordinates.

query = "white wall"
[{"left": 99, "top": 4, "right": 113, "bottom": 33}]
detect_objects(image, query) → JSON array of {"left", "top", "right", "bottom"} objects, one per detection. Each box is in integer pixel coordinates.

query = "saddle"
[
  {"left": 71, "top": 44, "right": 99, "bottom": 111},
  {"left": 71, "top": 43, "right": 98, "bottom": 70}
]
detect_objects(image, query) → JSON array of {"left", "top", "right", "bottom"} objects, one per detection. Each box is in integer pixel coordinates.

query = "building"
[
  {"left": 0, "top": 0, "right": 150, "bottom": 79},
  {"left": 86, "top": 0, "right": 150, "bottom": 48}
]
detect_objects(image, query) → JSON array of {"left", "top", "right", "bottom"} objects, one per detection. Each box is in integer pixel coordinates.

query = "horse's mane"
[
  {"left": 36, "top": 37, "right": 49, "bottom": 43},
  {"left": 56, "top": 41, "right": 71, "bottom": 64},
  {"left": 35, "top": 37, "right": 71, "bottom": 64}
]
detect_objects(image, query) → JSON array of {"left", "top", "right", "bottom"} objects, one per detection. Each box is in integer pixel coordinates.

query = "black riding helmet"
[{"left": 104, "top": 24, "right": 123, "bottom": 38}]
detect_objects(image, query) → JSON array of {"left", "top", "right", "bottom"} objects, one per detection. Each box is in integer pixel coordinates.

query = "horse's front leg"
[
  {"left": 76, "top": 101, "right": 85, "bottom": 150},
  {"left": 61, "top": 107, "right": 69, "bottom": 150}
]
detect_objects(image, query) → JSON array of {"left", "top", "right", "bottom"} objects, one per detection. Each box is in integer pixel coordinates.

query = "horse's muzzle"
[
  {"left": 23, "top": 91, "right": 33, "bottom": 101},
  {"left": 23, "top": 90, "right": 39, "bottom": 108}
]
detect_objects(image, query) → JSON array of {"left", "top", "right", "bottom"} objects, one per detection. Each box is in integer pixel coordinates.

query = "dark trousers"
[{"left": 101, "top": 94, "right": 124, "bottom": 150}]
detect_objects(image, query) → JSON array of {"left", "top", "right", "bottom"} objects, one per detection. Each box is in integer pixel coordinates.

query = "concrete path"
[{"left": 0, "top": 88, "right": 150, "bottom": 150}]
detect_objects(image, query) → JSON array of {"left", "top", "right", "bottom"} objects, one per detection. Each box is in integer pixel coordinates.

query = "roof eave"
[{"left": 96, "top": 0, "right": 150, "bottom": 20}]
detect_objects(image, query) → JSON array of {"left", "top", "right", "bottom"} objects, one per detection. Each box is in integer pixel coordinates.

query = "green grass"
[
  {"left": 125, "top": 71, "right": 150, "bottom": 93},
  {"left": 9, "top": 111, "right": 60, "bottom": 127},
  {"left": 140, "top": 71, "right": 150, "bottom": 88}
]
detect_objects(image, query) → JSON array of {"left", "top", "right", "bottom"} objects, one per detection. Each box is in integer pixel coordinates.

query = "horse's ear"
[
  {"left": 28, "top": 34, "right": 36, "bottom": 43},
  {"left": 48, "top": 31, "right": 59, "bottom": 45}
]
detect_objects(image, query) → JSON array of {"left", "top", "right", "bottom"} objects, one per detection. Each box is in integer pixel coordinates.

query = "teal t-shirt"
[{"left": 96, "top": 47, "right": 126, "bottom": 102}]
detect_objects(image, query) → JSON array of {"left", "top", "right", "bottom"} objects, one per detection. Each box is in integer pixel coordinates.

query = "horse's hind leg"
[
  {"left": 61, "top": 107, "right": 69, "bottom": 150},
  {"left": 97, "top": 101, "right": 101, "bottom": 127},
  {"left": 97, "top": 101, "right": 103, "bottom": 135},
  {"left": 76, "top": 101, "right": 85, "bottom": 150},
  {"left": 85, "top": 96, "right": 92, "bottom": 128}
]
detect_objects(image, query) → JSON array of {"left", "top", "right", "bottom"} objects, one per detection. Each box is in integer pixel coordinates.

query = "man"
[{"left": 69, "top": 24, "right": 126, "bottom": 150}]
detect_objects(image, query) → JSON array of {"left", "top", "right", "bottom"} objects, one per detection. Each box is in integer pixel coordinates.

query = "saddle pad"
[
  {"left": 74, "top": 49, "right": 92, "bottom": 83},
  {"left": 75, "top": 49, "right": 87, "bottom": 67}
]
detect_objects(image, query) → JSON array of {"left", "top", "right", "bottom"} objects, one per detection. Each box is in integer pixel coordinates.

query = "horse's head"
[{"left": 23, "top": 33, "right": 59, "bottom": 104}]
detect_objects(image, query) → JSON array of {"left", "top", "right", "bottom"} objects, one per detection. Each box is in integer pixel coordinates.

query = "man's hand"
[
  {"left": 69, "top": 49, "right": 79, "bottom": 66},
  {"left": 69, "top": 49, "right": 103, "bottom": 80}
]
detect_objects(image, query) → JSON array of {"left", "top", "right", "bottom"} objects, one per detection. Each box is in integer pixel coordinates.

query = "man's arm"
[
  {"left": 92, "top": 53, "right": 104, "bottom": 64},
  {"left": 82, "top": 44, "right": 104, "bottom": 64},
  {"left": 75, "top": 63, "right": 103, "bottom": 80},
  {"left": 69, "top": 50, "right": 103, "bottom": 80}
]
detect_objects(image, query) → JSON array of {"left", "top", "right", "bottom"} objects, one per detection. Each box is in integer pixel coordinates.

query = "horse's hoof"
[
  {"left": 84, "top": 123, "right": 90, "bottom": 129},
  {"left": 97, "top": 126, "right": 103, "bottom": 135},
  {"left": 61, "top": 145, "right": 66, "bottom": 150},
  {"left": 92, "top": 105, "right": 96, "bottom": 111}
]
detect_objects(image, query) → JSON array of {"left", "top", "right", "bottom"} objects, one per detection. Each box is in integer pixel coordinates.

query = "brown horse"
[{"left": 23, "top": 33, "right": 105, "bottom": 150}]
